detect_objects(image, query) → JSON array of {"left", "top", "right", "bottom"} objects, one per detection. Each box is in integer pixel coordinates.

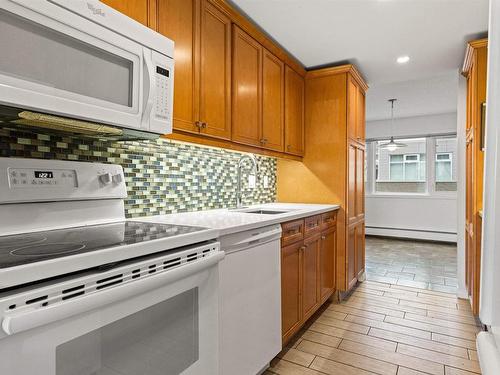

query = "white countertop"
[{"left": 141, "top": 202, "right": 340, "bottom": 236}]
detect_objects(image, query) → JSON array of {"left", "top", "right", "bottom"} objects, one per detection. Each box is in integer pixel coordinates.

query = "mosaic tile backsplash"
[{"left": 0, "top": 128, "right": 277, "bottom": 217}]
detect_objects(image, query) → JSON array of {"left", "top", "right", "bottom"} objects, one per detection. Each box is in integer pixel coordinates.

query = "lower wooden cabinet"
[
  {"left": 320, "top": 227, "right": 336, "bottom": 302},
  {"left": 281, "top": 241, "right": 302, "bottom": 342},
  {"left": 281, "top": 210, "right": 337, "bottom": 345},
  {"left": 302, "top": 234, "right": 321, "bottom": 320}
]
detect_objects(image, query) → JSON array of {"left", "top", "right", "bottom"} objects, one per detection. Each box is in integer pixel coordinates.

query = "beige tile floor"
[
  {"left": 267, "top": 280, "right": 481, "bottom": 375},
  {"left": 267, "top": 238, "right": 481, "bottom": 375},
  {"left": 365, "top": 236, "right": 458, "bottom": 294}
]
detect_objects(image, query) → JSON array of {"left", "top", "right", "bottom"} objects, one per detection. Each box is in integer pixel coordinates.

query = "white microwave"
[{"left": 0, "top": 0, "right": 174, "bottom": 135}]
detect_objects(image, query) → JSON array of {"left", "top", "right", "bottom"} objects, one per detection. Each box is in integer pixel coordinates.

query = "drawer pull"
[
  {"left": 308, "top": 222, "right": 318, "bottom": 228},
  {"left": 287, "top": 229, "right": 299, "bottom": 235}
]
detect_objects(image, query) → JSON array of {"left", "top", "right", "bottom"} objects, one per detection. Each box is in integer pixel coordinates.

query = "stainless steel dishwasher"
[{"left": 219, "top": 224, "right": 282, "bottom": 375}]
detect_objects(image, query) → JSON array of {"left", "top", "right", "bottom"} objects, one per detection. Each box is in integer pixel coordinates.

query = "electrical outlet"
[
  {"left": 263, "top": 175, "right": 269, "bottom": 188},
  {"left": 248, "top": 174, "right": 256, "bottom": 188}
]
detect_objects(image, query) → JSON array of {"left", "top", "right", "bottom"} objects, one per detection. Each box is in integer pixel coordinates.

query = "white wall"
[
  {"left": 366, "top": 102, "right": 459, "bottom": 242},
  {"left": 367, "top": 112, "right": 457, "bottom": 139},
  {"left": 456, "top": 76, "right": 467, "bottom": 298},
  {"left": 480, "top": 0, "right": 500, "bottom": 326},
  {"left": 366, "top": 195, "right": 457, "bottom": 241}
]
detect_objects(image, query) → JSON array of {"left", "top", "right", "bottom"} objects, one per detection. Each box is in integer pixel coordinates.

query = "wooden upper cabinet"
[
  {"left": 357, "top": 89, "right": 366, "bottom": 142},
  {"left": 232, "top": 26, "right": 262, "bottom": 147},
  {"left": 261, "top": 49, "right": 285, "bottom": 152},
  {"left": 101, "top": 0, "right": 156, "bottom": 28},
  {"left": 284, "top": 66, "right": 305, "bottom": 156},
  {"left": 157, "top": 0, "right": 198, "bottom": 133},
  {"left": 198, "top": 0, "right": 232, "bottom": 139},
  {"left": 347, "top": 77, "right": 366, "bottom": 143}
]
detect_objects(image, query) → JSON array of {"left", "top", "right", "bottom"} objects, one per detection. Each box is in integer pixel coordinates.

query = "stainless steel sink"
[{"left": 239, "top": 209, "right": 288, "bottom": 215}]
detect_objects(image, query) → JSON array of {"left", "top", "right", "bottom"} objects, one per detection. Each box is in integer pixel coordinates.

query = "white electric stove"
[{"left": 0, "top": 157, "right": 223, "bottom": 375}]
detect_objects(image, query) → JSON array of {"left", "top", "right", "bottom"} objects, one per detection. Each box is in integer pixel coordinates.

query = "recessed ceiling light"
[{"left": 397, "top": 56, "right": 410, "bottom": 64}]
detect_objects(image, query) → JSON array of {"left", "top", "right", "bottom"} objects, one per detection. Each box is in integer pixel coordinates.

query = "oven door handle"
[{"left": 2, "top": 252, "right": 224, "bottom": 336}]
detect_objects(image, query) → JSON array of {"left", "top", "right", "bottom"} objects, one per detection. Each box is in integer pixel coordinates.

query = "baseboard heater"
[{"left": 366, "top": 226, "right": 457, "bottom": 235}]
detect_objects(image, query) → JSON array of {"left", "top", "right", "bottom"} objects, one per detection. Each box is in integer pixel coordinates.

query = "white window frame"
[
  {"left": 435, "top": 152, "right": 453, "bottom": 182},
  {"left": 367, "top": 136, "right": 458, "bottom": 197},
  {"left": 389, "top": 153, "right": 425, "bottom": 181}
]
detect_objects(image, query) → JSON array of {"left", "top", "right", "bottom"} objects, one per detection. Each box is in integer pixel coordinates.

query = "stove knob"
[
  {"left": 99, "top": 173, "right": 112, "bottom": 185},
  {"left": 112, "top": 173, "right": 123, "bottom": 184}
]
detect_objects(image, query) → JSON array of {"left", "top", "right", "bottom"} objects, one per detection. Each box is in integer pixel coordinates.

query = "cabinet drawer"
[
  {"left": 321, "top": 211, "right": 337, "bottom": 230},
  {"left": 304, "top": 215, "right": 322, "bottom": 237},
  {"left": 281, "top": 219, "right": 304, "bottom": 246}
]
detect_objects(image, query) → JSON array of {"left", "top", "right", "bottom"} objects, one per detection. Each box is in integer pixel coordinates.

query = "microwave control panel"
[{"left": 155, "top": 66, "right": 171, "bottom": 121}]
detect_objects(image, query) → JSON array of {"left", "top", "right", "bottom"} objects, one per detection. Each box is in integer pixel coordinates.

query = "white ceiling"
[
  {"left": 229, "top": 0, "right": 489, "bottom": 85},
  {"left": 366, "top": 71, "right": 459, "bottom": 121}
]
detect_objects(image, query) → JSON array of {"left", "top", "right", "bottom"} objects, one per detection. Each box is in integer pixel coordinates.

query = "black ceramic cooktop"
[{"left": 0, "top": 221, "right": 207, "bottom": 268}]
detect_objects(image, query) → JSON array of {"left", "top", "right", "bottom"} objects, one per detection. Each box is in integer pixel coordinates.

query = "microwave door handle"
[
  {"left": 141, "top": 48, "right": 155, "bottom": 129},
  {"left": 1, "top": 252, "right": 224, "bottom": 336}
]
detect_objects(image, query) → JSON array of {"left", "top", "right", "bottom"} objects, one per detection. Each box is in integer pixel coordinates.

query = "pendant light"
[{"left": 379, "top": 99, "right": 407, "bottom": 151}]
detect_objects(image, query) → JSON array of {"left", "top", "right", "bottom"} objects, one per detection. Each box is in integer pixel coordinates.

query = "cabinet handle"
[
  {"left": 195, "top": 121, "right": 201, "bottom": 129},
  {"left": 260, "top": 138, "right": 268, "bottom": 144},
  {"left": 201, "top": 122, "right": 207, "bottom": 129},
  {"left": 321, "top": 235, "right": 326, "bottom": 240},
  {"left": 299, "top": 246, "right": 306, "bottom": 252},
  {"left": 287, "top": 145, "right": 291, "bottom": 151}
]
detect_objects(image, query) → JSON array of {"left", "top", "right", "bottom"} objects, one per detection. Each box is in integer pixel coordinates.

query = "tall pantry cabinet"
[
  {"left": 462, "top": 38, "right": 487, "bottom": 316},
  {"left": 277, "top": 65, "right": 368, "bottom": 292}
]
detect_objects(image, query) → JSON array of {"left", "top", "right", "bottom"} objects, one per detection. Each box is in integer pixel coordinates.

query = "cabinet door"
[
  {"left": 320, "top": 228, "right": 336, "bottom": 301},
  {"left": 348, "top": 143, "right": 357, "bottom": 225},
  {"left": 356, "top": 146, "right": 365, "bottom": 221},
  {"left": 347, "top": 77, "right": 358, "bottom": 141},
  {"left": 284, "top": 66, "right": 305, "bottom": 156},
  {"left": 281, "top": 241, "right": 302, "bottom": 343},
  {"left": 101, "top": 0, "right": 154, "bottom": 27},
  {"left": 355, "top": 221, "right": 365, "bottom": 278},
  {"left": 232, "top": 26, "right": 262, "bottom": 147},
  {"left": 302, "top": 234, "right": 320, "bottom": 320},
  {"left": 158, "top": 0, "right": 199, "bottom": 133},
  {"left": 261, "top": 49, "right": 285, "bottom": 151},
  {"left": 198, "top": 0, "right": 231, "bottom": 140},
  {"left": 356, "top": 88, "right": 366, "bottom": 142},
  {"left": 347, "top": 224, "right": 357, "bottom": 290}
]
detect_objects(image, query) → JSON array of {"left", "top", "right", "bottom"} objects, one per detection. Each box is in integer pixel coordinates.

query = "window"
[
  {"left": 436, "top": 153, "right": 452, "bottom": 181},
  {"left": 435, "top": 138, "right": 457, "bottom": 191},
  {"left": 375, "top": 137, "right": 427, "bottom": 193},
  {"left": 367, "top": 136, "right": 458, "bottom": 194},
  {"left": 389, "top": 154, "right": 426, "bottom": 181}
]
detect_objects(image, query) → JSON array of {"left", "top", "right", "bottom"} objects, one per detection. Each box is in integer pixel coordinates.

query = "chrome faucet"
[{"left": 236, "top": 154, "right": 259, "bottom": 208}]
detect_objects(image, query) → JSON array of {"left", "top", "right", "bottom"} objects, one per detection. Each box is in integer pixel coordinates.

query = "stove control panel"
[
  {"left": 8, "top": 168, "right": 77, "bottom": 188},
  {"left": 0, "top": 158, "right": 127, "bottom": 204}
]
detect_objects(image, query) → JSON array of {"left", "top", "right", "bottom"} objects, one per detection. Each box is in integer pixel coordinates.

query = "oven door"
[
  {"left": 0, "top": 252, "right": 223, "bottom": 375},
  {"left": 0, "top": 0, "right": 150, "bottom": 131}
]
